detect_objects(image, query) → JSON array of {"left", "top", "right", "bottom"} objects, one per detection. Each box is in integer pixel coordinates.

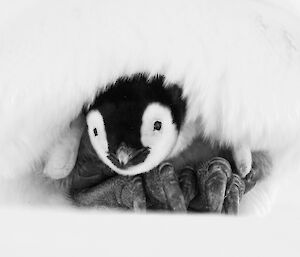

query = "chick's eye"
[
  {"left": 153, "top": 121, "right": 162, "bottom": 131},
  {"left": 93, "top": 128, "right": 98, "bottom": 136}
]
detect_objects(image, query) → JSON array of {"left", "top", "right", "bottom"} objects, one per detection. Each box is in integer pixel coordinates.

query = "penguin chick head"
[{"left": 85, "top": 74, "right": 186, "bottom": 176}]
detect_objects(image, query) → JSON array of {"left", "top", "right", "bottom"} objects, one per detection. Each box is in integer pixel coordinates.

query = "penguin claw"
[
  {"left": 68, "top": 152, "right": 266, "bottom": 213},
  {"left": 178, "top": 166, "right": 197, "bottom": 208},
  {"left": 158, "top": 163, "right": 186, "bottom": 212},
  {"left": 142, "top": 157, "right": 248, "bottom": 214},
  {"left": 223, "top": 174, "right": 245, "bottom": 214},
  {"left": 143, "top": 163, "right": 187, "bottom": 212},
  {"left": 198, "top": 157, "right": 232, "bottom": 212},
  {"left": 244, "top": 168, "right": 259, "bottom": 194},
  {"left": 120, "top": 176, "right": 147, "bottom": 211},
  {"left": 71, "top": 175, "right": 147, "bottom": 211}
]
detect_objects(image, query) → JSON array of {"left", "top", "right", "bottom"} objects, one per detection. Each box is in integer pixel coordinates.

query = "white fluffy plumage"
[{"left": 1, "top": 0, "right": 300, "bottom": 212}]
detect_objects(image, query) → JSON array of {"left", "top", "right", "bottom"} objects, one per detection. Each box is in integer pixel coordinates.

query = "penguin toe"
[
  {"left": 188, "top": 157, "right": 231, "bottom": 213},
  {"left": 202, "top": 157, "right": 232, "bottom": 212},
  {"left": 70, "top": 175, "right": 147, "bottom": 210},
  {"left": 223, "top": 174, "right": 246, "bottom": 215},
  {"left": 177, "top": 166, "right": 197, "bottom": 208},
  {"left": 120, "top": 175, "right": 147, "bottom": 211},
  {"left": 143, "top": 162, "right": 187, "bottom": 212}
]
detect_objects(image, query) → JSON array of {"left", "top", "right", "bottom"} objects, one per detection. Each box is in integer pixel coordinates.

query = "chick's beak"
[
  {"left": 116, "top": 143, "right": 133, "bottom": 166},
  {"left": 107, "top": 143, "right": 150, "bottom": 169}
]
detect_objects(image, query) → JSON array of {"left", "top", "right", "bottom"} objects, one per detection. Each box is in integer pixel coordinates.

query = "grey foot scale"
[
  {"left": 143, "top": 163, "right": 187, "bottom": 212},
  {"left": 71, "top": 175, "right": 146, "bottom": 211},
  {"left": 67, "top": 157, "right": 260, "bottom": 214}
]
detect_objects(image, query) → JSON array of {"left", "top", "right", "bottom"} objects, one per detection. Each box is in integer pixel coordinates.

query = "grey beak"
[{"left": 116, "top": 143, "right": 134, "bottom": 166}]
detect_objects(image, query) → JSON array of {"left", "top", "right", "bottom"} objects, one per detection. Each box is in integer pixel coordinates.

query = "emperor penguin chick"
[
  {"left": 85, "top": 74, "right": 187, "bottom": 176},
  {"left": 65, "top": 74, "right": 263, "bottom": 212}
]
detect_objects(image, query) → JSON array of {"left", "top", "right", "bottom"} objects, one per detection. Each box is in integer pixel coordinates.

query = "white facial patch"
[
  {"left": 137, "top": 102, "right": 179, "bottom": 172},
  {"left": 86, "top": 110, "right": 109, "bottom": 160},
  {"left": 86, "top": 104, "right": 179, "bottom": 176}
]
